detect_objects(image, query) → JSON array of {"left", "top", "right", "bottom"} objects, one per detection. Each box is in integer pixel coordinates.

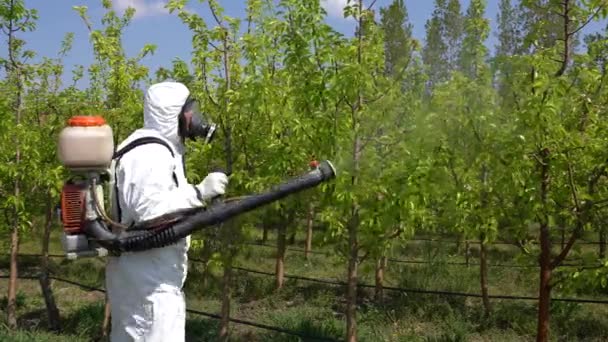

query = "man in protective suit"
[{"left": 106, "top": 81, "right": 228, "bottom": 341}]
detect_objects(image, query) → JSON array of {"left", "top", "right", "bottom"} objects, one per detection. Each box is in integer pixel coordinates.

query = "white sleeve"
[{"left": 118, "top": 143, "right": 204, "bottom": 222}]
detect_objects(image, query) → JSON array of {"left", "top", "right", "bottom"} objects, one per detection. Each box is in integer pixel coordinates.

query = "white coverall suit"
[{"left": 106, "top": 81, "right": 227, "bottom": 341}]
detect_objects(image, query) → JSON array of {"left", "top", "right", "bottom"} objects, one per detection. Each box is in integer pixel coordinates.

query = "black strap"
[
  {"left": 113, "top": 137, "right": 179, "bottom": 223},
  {"left": 113, "top": 136, "right": 176, "bottom": 159}
]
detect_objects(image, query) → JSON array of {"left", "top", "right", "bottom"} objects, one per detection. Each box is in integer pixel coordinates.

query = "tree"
[
  {"left": 27, "top": 39, "right": 79, "bottom": 332},
  {"left": 459, "top": 0, "right": 489, "bottom": 79},
  {"left": 583, "top": 23, "right": 607, "bottom": 258},
  {"left": 494, "top": 0, "right": 527, "bottom": 105},
  {"left": 425, "top": 57, "right": 501, "bottom": 319},
  {"left": 0, "top": 0, "right": 38, "bottom": 329},
  {"left": 499, "top": 2, "right": 608, "bottom": 340},
  {"left": 457, "top": 0, "right": 495, "bottom": 316},
  {"left": 422, "top": 0, "right": 448, "bottom": 90},
  {"left": 316, "top": 0, "right": 401, "bottom": 339},
  {"left": 496, "top": 0, "right": 525, "bottom": 57},
  {"left": 444, "top": 0, "right": 464, "bottom": 71},
  {"left": 379, "top": 0, "right": 414, "bottom": 77},
  {"left": 168, "top": 0, "right": 244, "bottom": 337}
]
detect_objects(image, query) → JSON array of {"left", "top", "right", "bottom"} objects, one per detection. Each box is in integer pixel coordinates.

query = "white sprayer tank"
[{"left": 58, "top": 116, "right": 114, "bottom": 171}]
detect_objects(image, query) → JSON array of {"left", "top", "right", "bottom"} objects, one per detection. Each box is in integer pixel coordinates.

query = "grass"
[{"left": 0, "top": 226, "right": 607, "bottom": 341}]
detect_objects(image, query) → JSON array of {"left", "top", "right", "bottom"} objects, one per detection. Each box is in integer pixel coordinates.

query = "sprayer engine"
[{"left": 56, "top": 115, "right": 337, "bottom": 260}]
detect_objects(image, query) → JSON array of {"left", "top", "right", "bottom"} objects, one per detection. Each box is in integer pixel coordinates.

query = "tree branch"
[
  {"left": 201, "top": 60, "right": 219, "bottom": 107},
  {"left": 566, "top": 154, "right": 581, "bottom": 212},
  {"left": 555, "top": 0, "right": 571, "bottom": 77},
  {"left": 208, "top": 1, "right": 224, "bottom": 29},
  {"left": 551, "top": 220, "right": 583, "bottom": 269},
  {"left": 207, "top": 40, "right": 225, "bottom": 53},
  {"left": 366, "top": 0, "right": 378, "bottom": 11},
  {"left": 569, "top": 5, "right": 605, "bottom": 37},
  {"left": 7, "top": 0, "right": 18, "bottom": 70}
]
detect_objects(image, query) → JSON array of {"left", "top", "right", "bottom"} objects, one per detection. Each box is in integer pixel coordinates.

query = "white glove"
[{"left": 196, "top": 172, "right": 229, "bottom": 201}]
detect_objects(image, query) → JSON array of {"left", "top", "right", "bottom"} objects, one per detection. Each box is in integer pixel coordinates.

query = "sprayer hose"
[
  {"left": 91, "top": 176, "right": 250, "bottom": 233},
  {"left": 84, "top": 160, "right": 337, "bottom": 254}
]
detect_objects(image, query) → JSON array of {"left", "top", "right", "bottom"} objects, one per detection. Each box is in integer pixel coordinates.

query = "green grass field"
[{"left": 0, "top": 226, "right": 607, "bottom": 341}]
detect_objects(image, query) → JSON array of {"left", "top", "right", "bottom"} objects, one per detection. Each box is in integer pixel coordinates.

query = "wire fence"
[
  {"left": 1, "top": 244, "right": 608, "bottom": 341},
  {"left": 4, "top": 259, "right": 608, "bottom": 311},
  {"left": 242, "top": 241, "right": 602, "bottom": 269},
  {"left": 255, "top": 225, "right": 606, "bottom": 246},
  {"left": 5, "top": 237, "right": 605, "bottom": 271},
  {"left": 0, "top": 273, "right": 342, "bottom": 342},
  {"left": 403, "top": 237, "right": 606, "bottom": 246},
  {"left": 225, "top": 265, "right": 608, "bottom": 305}
]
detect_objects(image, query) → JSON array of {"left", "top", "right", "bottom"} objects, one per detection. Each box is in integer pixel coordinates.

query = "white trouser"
[
  {"left": 108, "top": 287, "right": 186, "bottom": 342},
  {"left": 105, "top": 245, "right": 188, "bottom": 342}
]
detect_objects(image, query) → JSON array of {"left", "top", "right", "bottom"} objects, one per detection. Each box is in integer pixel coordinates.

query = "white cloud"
[
  {"left": 321, "top": 0, "right": 367, "bottom": 20},
  {"left": 321, "top": 0, "right": 349, "bottom": 18},
  {"left": 113, "top": 0, "right": 170, "bottom": 18}
]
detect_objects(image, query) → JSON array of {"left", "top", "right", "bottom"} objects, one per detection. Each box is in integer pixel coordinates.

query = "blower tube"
[{"left": 84, "top": 160, "right": 336, "bottom": 253}]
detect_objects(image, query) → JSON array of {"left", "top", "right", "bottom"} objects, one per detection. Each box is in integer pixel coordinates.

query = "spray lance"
[{"left": 57, "top": 116, "right": 336, "bottom": 259}]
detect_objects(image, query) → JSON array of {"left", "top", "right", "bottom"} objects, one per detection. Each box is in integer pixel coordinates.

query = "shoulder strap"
[
  {"left": 113, "top": 136, "right": 175, "bottom": 160},
  {"left": 113, "top": 136, "right": 179, "bottom": 223}
]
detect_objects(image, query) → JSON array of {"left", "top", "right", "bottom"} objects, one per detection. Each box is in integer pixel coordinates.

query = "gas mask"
[{"left": 178, "top": 97, "right": 217, "bottom": 144}]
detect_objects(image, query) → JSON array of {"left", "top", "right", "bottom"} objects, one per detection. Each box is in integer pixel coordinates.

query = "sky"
[{"left": 13, "top": 0, "right": 608, "bottom": 86}]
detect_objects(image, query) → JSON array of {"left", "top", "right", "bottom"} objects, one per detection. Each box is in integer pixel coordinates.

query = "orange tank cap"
[{"left": 67, "top": 116, "right": 107, "bottom": 127}]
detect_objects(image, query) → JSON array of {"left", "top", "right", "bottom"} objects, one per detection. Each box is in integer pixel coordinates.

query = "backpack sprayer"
[{"left": 57, "top": 116, "right": 336, "bottom": 259}]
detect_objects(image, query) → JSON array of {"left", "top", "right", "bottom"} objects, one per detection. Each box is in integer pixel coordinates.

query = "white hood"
[{"left": 143, "top": 81, "right": 189, "bottom": 147}]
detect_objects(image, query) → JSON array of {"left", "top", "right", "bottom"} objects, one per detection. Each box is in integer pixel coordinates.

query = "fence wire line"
[
  {"left": 403, "top": 237, "right": 605, "bottom": 246},
  {"left": 228, "top": 266, "right": 608, "bottom": 305},
  {"left": 240, "top": 242, "right": 598, "bottom": 269},
  {"left": 5, "top": 250, "right": 604, "bottom": 271},
  {"left": 4, "top": 253, "right": 608, "bottom": 305},
  {"left": 0, "top": 273, "right": 342, "bottom": 342},
  {"left": 252, "top": 227, "right": 605, "bottom": 245},
  {"left": 4, "top": 256, "right": 605, "bottom": 305},
  {"left": 183, "top": 308, "right": 340, "bottom": 342}
]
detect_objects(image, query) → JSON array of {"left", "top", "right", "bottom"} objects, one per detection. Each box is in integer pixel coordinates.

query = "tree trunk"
[
  {"left": 102, "top": 298, "right": 111, "bottom": 339},
  {"left": 537, "top": 241, "right": 552, "bottom": 342},
  {"left": 217, "top": 15, "right": 233, "bottom": 340},
  {"left": 39, "top": 274, "right": 60, "bottom": 331},
  {"left": 346, "top": 211, "right": 359, "bottom": 342},
  {"left": 276, "top": 223, "right": 286, "bottom": 289},
  {"left": 305, "top": 203, "right": 314, "bottom": 259},
  {"left": 262, "top": 225, "right": 268, "bottom": 242},
  {"left": 201, "top": 262, "right": 209, "bottom": 290},
  {"left": 477, "top": 163, "right": 492, "bottom": 316},
  {"left": 561, "top": 227, "right": 565, "bottom": 250},
  {"left": 374, "top": 256, "right": 385, "bottom": 303},
  {"left": 479, "top": 238, "right": 491, "bottom": 316},
  {"left": 347, "top": 2, "right": 363, "bottom": 340},
  {"left": 219, "top": 258, "right": 232, "bottom": 341},
  {"left": 599, "top": 226, "right": 606, "bottom": 259},
  {"left": 536, "top": 148, "right": 552, "bottom": 342},
  {"left": 288, "top": 231, "right": 296, "bottom": 245},
  {"left": 40, "top": 193, "right": 60, "bottom": 331},
  {"left": 346, "top": 124, "right": 361, "bottom": 342},
  {"left": 7, "top": 215, "right": 19, "bottom": 329},
  {"left": 465, "top": 240, "right": 470, "bottom": 267},
  {"left": 7, "top": 68, "right": 23, "bottom": 331}
]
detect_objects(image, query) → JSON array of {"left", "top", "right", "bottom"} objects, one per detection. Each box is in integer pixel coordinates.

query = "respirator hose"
[{"left": 84, "top": 160, "right": 337, "bottom": 253}]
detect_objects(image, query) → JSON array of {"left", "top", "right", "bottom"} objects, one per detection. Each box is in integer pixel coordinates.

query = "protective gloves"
[{"left": 196, "top": 172, "right": 229, "bottom": 202}]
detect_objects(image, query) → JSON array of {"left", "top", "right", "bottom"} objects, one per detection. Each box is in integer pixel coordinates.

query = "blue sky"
[{"left": 15, "top": 0, "right": 608, "bottom": 86}]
